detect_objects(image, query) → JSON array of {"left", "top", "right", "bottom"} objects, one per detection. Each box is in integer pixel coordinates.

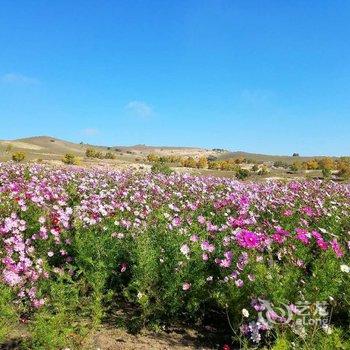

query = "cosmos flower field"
[{"left": 0, "top": 163, "right": 349, "bottom": 349}]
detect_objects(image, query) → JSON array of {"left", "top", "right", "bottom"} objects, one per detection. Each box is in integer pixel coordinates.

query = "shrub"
[
  {"left": 337, "top": 161, "right": 350, "bottom": 180},
  {"left": 181, "top": 157, "right": 197, "bottom": 168},
  {"left": 322, "top": 168, "right": 332, "bottom": 179},
  {"left": 197, "top": 156, "right": 208, "bottom": 169},
  {"left": 273, "top": 161, "right": 289, "bottom": 169},
  {"left": 290, "top": 161, "right": 303, "bottom": 172},
  {"left": 0, "top": 284, "right": 18, "bottom": 343},
  {"left": 147, "top": 153, "right": 159, "bottom": 162},
  {"left": 306, "top": 159, "right": 319, "bottom": 170},
  {"left": 12, "top": 151, "right": 26, "bottom": 162},
  {"left": 252, "top": 164, "right": 259, "bottom": 172},
  {"left": 257, "top": 165, "right": 268, "bottom": 175},
  {"left": 220, "top": 161, "right": 236, "bottom": 171},
  {"left": 97, "top": 151, "right": 104, "bottom": 159},
  {"left": 207, "top": 155, "right": 217, "bottom": 162},
  {"left": 208, "top": 160, "right": 220, "bottom": 170},
  {"left": 235, "top": 168, "right": 250, "bottom": 179},
  {"left": 85, "top": 148, "right": 97, "bottom": 158},
  {"left": 151, "top": 162, "right": 172, "bottom": 175},
  {"left": 234, "top": 157, "right": 246, "bottom": 164},
  {"left": 85, "top": 148, "right": 109, "bottom": 159},
  {"left": 62, "top": 153, "right": 77, "bottom": 165},
  {"left": 318, "top": 157, "right": 335, "bottom": 170},
  {"left": 104, "top": 152, "right": 116, "bottom": 159}
]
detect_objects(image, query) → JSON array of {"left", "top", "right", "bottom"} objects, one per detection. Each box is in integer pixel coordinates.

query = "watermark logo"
[{"left": 257, "top": 299, "right": 332, "bottom": 327}]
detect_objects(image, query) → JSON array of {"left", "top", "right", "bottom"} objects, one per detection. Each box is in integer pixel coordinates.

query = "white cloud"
[
  {"left": 1, "top": 73, "right": 40, "bottom": 85},
  {"left": 80, "top": 128, "right": 99, "bottom": 136},
  {"left": 125, "top": 100, "right": 153, "bottom": 118}
]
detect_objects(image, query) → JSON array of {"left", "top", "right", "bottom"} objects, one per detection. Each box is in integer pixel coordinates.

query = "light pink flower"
[{"left": 182, "top": 282, "right": 191, "bottom": 291}]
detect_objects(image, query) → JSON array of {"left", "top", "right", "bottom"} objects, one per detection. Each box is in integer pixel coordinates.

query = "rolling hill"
[{"left": 0, "top": 136, "right": 345, "bottom": 165}]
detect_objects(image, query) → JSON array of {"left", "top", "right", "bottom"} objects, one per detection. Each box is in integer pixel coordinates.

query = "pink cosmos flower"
[
  {"left": 331, "top": 239, "right": 344, "bottom": 258},
  {"left": 182, "top": 282, "right": 191, "bottom": 291},
  {"left": 231, "top": 270, "right": 239, "bottom": 279},
  {"left": 3, "top": 269, "right": 21, "bottom": 286},
  {"left": 190, "top": 234, "right": 199, "bottom": 242},
  {"left": 271, "top": 234, "right": 285, "bottom": 244},
  {"left": 316, "top": 239, "right": 328, "bottom": 250},
  {"left": 236, "top": 230, "right": 261, "bottom": 249},
  {"left": 180, "top": 244, "right": 190, "bottom": 255},
  {"left": 266, "top": 310, "right": 279, "bottom": 321},
  {"left": 295, "top": 229, "right": 310, "bottom": 245},
  {"left": 289, "top": 304, "right": 300, "bottom": 314},
  {"left": 283, "top": 209, "right": 293, "bottom": 217},
  {"left": 301, "top": 206, "right": 314, "bottom": 217},
  {"left": 172, "top": 217, "right": 181, "bottom": 227},
  {"left": 251, "top": 299, "right": 265, "bottom": 311},
  {"left": 120, "top": 263, "right": 128, "bottom": 272},
  {"left": 32, "top": 298, "right": 45, "bottom": 308},
  {"left": 248, "top": 274, "right": 255, "bottom": 281},
  {"left": 311, "top": 230, "right": 322, "bottom": 240},
  {"left": 201, "top": 241, "right": 215, "bottom": 252},
  {"left": 220, "top": 258, "right": 232, "bottom": 268},
  {"left": 235, "top": 279, "right": 244, "bottom": 288},
  {"left": 197, "top": 215, "right": 206, "bottom": 224}
]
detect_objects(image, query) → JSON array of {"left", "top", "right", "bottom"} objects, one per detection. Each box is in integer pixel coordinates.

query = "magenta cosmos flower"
[{"left": 236, "top": 230, "right": 261, "bottom": 249}]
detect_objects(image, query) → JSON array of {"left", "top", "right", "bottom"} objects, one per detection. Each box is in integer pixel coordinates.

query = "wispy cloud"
[
  {"left": 125, "top": 100, "right": 153, "bottom": 118},
  {"left": 80, "top": 128, "right": 100, "bottom": 136},
  {"left": 1, "top": 73, "right": 40, "bottom": 85}
]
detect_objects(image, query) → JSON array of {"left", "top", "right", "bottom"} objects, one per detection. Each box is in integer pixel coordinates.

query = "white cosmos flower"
[
  {"left": 242, "top": 308, "right": 249, "bottom": 317},
  {"left": 340, "top": 264, "right": 350, "bottom": 273}
]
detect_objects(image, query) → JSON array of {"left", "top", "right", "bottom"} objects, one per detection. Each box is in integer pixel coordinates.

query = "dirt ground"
[
  {"left": 83, "top": 327, "right": 214, "bottom": 350},
  {"left": 1, "top": 326, "right": 216, "bottom": 350}
]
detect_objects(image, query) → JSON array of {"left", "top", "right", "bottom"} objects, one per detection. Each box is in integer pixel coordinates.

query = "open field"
[{"left": 0, "top": 162, "right": 349, "bottom": 349}]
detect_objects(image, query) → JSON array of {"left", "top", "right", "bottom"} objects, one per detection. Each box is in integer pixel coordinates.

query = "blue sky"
[{"left": 0, "top": 1, "right": 349, "bottom": 155}]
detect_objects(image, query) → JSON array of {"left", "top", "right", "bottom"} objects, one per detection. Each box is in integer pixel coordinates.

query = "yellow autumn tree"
[{"left": 197, "top": 156, "right": 208, "bottom": 169}]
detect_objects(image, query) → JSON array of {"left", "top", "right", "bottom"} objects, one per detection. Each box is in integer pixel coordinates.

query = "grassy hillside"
[{"left": 217, "top": 151, "right": 342, "bottom": 164}]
